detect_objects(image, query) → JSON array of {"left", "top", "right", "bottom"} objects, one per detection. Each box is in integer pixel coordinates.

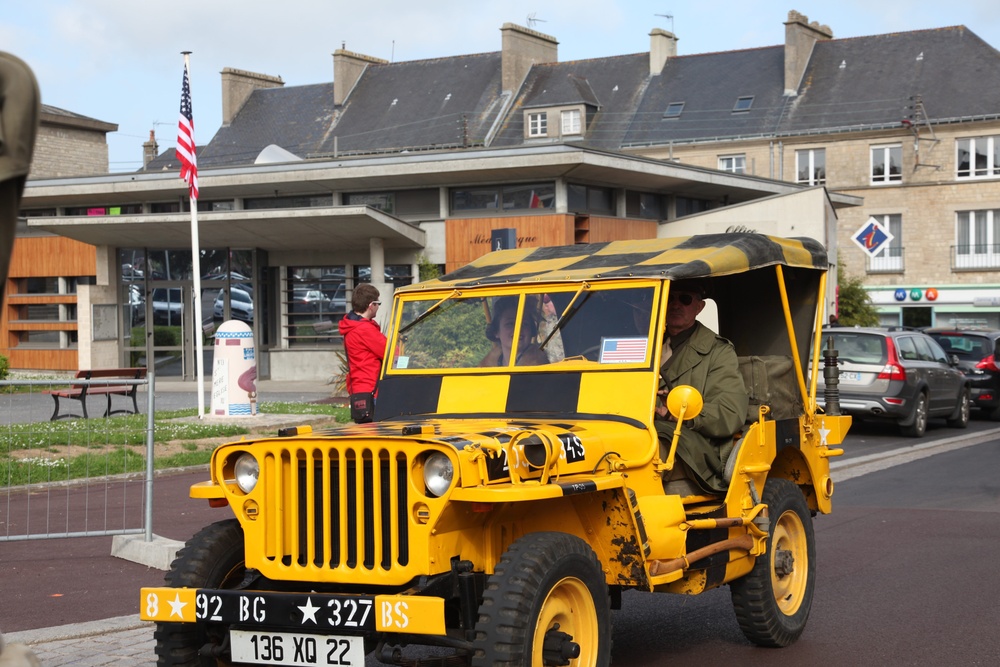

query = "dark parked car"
[
  {"left": 925, "top": 327, "right": 1000, "bottom": 421},
  {"left": 816, "top": 327, "right": 970, "bottom": 437}
]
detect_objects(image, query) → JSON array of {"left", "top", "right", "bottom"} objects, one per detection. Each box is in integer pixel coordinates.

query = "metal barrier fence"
[{"left": 0, "top": 376, "right": 156, "bottom": 543}]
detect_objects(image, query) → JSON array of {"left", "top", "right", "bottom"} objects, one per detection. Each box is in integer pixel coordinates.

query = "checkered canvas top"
[{"left": 404, "top": 233, "right": 827, "bottom": 292}]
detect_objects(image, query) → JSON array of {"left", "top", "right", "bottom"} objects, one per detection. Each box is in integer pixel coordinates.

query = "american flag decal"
[{"left": 600, "top": 337, "right": 648, "bottom": 363}]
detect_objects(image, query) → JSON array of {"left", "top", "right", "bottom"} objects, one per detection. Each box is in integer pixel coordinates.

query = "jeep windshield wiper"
[
  {"left": 398, "top": 289, "right": 462, "bottom": 335},
  {"left": 539, "top": 283, "right": 590, "bottom": 350}
]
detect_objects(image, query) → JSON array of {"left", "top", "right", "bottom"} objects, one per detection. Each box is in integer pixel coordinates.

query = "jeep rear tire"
[
  {"left": 472, "top": 532, "right": 611, "bottom": 667},
  {"left": 730, "top": 478, "right": 816, "bottom": 647},
  {"left": 154, "top": 519, "right": 246, "bottom": 666}
]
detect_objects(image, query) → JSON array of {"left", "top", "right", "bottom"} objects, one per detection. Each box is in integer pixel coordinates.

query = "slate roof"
[
  {"left": 314, "top": 52, "right": 505, "bottom": 157},
  {"left": 138, "top": 24, "right": 1000, "bottom": 173},
  {"left": 199, "top": 83, "right": 336, "bottom": 167},
  {"left": 492, "top": 53, "right": 650, "bottom": 150},
  {"left": 623, "top": 26, "right": 1000, "bottom": 147}
]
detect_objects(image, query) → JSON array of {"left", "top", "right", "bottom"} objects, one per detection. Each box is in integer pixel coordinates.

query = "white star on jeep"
[
  {"left": 298, "top": 597, "right": 320, "bottom": 624},
  {"left": 168, "top": 593, "right": 188, "bottom": 619},
  {"left": 818, "top": 423, "right": 830, "bottom": 447}
]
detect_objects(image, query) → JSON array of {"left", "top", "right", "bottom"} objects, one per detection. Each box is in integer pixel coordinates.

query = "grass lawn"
[{"left": 1, "top": 401, "right": 351, "bottom": 486}]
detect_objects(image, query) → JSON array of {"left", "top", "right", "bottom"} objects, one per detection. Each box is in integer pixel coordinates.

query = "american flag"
[
  {"left": 600, "top": 337, "right": 648, "bottom": 363},
  {"left": 177, "top": 62, "right": 198, "bottom": 199}
]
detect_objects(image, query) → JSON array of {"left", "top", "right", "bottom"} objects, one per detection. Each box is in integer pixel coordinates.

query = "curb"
[{"left": 5, "top": 615, "right": 145, "bottom": 645}]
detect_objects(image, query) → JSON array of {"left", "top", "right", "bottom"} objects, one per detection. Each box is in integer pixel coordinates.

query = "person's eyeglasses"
[
  {"left": 371, "top": 301, "right": 381, "bottom": 306},
  {"left": 668, "top": 293, "right": 696, "bottom": 306}
]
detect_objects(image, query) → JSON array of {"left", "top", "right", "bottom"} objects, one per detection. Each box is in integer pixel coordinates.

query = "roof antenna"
[
  {"left": 527, "top": 13, "right": 547, "bottom": 29},
  {"left": 655, "top": 13, "right": 674, "bottom": 33}
]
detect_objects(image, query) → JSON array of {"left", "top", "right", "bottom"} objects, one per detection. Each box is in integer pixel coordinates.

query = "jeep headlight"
[
  {"left": 234, "top": 453, "right": 260, "bottom": 493},
  {"left": 423, "top": 453, "right": 454, "bottom": 497}
]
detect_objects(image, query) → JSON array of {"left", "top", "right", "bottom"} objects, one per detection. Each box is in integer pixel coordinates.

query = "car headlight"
[
  {"left": 423, "top": 453, "right": 454, "bottom": 497},
  {"left": 234, "top": 453, "right": 260, "bottom": 493}
]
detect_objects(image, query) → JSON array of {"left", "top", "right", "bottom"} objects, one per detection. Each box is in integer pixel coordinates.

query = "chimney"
[
  {"left": 333, "top": 48, "right": 388, "bottom": 106},
  {"left": 221, "top": 68, "right": 284, "bottom": 126},
  {"left": 784, "top": 10, "right": 833, "bottom": 95},
  {"left": 142, "top": 130, "right": 158, "bottom": 169},
  {"left": 649, "top": 28, "right": 678, "bottom": 75},
  {"left": 500, "top": 23, "right": 558, "bottom": 93}
]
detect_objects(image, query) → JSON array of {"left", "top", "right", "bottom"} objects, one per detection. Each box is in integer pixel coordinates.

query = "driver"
[{"left": 654, "top": 280, "right": 749, "bottom": 494}]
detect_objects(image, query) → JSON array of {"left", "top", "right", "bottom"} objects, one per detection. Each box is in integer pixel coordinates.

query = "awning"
[{"left": 26, "top": 205, "right": 425, "bottom": 252}]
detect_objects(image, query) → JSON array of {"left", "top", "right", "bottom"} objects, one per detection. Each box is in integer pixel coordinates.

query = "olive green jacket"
[{"left": 655, "top": 322, "right": 749, "bottom": 491}]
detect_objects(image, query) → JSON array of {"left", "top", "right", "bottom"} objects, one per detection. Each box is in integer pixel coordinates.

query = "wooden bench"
[{"left": 43, "top": 368, "right": 147, "bottom": 421}]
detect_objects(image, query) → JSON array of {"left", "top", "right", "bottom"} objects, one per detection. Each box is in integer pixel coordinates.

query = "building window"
[
  {"left": 663, "top": 102, "right": 684, "bottom": 119},
  {"left": 718, "top": 155, "right": 746, "bottom": 174},
  {"left": 867, "top": 214, "right": 903, "bottom": 273},
  {"left": 956, "top": 136, "right": 1000, "bottom": 179},
  {"left": 675, "top": 196, "right": 712, "bottom": 218},
  {"left": 568, "top": 184, "right": 615, "bottom": 215},
  {"left": 561, "top": 109, "right": 582, "bottom": 135},
  {"left": 528, "top": 112, "right": 548, "bottom": 137},
  {"left": 625, "top": 191, "right": 663, "bottom": 220},
  {"left": 345, "top": 192, "right": 395, "bottom": 214},
  {"left": 733, "top": 96, "right": 754, "bottom": 112},
  {"left": 244, "top": 194, "right": 333, "bottom": 210},
  {"left": 955, "top": 209, "right": 1000, "bottom": 269},
  {"left": 451, "top": 183, "right": 555, "bottom": 212},
  {"left": 795, "top": 148, "right": 826, "bottom": 185},
  {"left": 871, "top": 145, "right": 902, "bottom": 184},
  {"left": 284, "top": 266, "right": 348, "bottom": 348},
  {"left": 63, "top": 204, "right": 143, "bottom": 216}
]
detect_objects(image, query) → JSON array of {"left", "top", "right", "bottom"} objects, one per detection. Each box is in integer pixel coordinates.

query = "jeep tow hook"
[{"left": 542, "top": 623, "right": 580, "bottom": 666}]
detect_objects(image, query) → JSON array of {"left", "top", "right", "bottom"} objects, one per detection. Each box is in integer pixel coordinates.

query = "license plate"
[
  {"left": 839, "top": 371, "right": 862, "bottom": 383},
  {"left": 230, "top": 630, "right": 364, "bottom": 666}
]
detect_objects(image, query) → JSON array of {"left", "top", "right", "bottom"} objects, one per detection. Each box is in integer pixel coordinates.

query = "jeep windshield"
[{"left": 390, "top": 286, "right": 657, "bottom": 370}]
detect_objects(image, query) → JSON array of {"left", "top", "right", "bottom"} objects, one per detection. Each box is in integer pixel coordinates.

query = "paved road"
[{"left": 3, "top": 416, "right": 999, "bottom": 665}]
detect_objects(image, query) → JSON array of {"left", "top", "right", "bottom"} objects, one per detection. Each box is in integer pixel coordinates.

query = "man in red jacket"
[{"left": 338, "top": 283, "right": 387, "bottom": 422}]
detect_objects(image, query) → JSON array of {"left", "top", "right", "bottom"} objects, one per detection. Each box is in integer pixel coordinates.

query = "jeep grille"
[{"left": 258, "top": 445, "right": 410, "bottom": 573}]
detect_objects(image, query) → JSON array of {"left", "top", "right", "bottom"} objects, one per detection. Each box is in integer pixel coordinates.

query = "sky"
[{"left": 4, "top": 0, "right": 1000, "bottom": 173}]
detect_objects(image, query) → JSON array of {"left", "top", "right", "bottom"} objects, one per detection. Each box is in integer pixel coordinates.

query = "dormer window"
[
  {"left": 561, "top": 109, "right": 582, "bottom": 135},
  {"left": 528, "top": 112, "right": 548, "bottom": 137},
  {"left": 733, "top": 96, "right": 754, "bottom": 112},
  {"left": 663, "top": 102, "right": 685, "bottom": 119}
]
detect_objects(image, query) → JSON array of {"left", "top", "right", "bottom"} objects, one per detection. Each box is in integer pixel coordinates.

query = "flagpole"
[{"left": 182, "top": 51, "right": 206, "bottom": 418}]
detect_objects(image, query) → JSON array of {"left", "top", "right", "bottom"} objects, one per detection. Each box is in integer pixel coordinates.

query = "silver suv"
[{"left": 816, "top": 327, "right": 970, "bottom": 437}]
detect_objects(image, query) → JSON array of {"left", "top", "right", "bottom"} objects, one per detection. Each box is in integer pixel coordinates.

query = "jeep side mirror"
[{"left": 663, "top": 385, "right": 704, "bottom": 471}]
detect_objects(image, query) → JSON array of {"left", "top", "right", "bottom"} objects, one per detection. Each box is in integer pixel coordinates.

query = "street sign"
[{"left": 851, "top": 216, "right": 894, "bottom": 257}]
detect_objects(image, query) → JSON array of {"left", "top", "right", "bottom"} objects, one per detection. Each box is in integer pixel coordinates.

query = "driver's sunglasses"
[
  {"left": 668, "top": 292, "right": 696, "bottom": 306},
  {"left": 371, "top": 301, "right": 381, "bottom": 306}
]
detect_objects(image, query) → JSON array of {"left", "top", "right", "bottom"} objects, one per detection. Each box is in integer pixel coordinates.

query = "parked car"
[
  {"left": 925, "top": 327, "right": 1000, "bottom": 421},
  {"left": 816, "top": 327, "right": 970, "bottom": 437},
  {"left": 289, "top": 288, "right": 327, "bottom": 313},
  {"left": 151, "top": 287, "right": 182, "bottom": 325},
  {"left": 213, "top": 285, "right": 254, "bottom": 323}
]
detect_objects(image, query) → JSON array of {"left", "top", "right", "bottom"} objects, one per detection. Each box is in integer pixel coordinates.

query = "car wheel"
[
  {"left": 471, "top": 532, "right": 611, "bottom": 667},
  {"left": 730, "top": 478, "right": 816, "bottom": 647},
  {"left": 154, "top": 519, "right": 246, "bottom": 666},
  {"left": 946, "top": 387, "right": 970, "bottom": 429},
  {"left": 899, "top": 391, "right": 928, "bottom": 437}
]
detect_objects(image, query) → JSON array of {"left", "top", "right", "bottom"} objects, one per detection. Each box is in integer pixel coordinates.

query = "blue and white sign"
[{"left": 851, "top": 217, "right": 895, "bottom": 257}]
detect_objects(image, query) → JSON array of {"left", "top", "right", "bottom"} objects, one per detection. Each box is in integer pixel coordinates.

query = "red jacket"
[{"left": 339, "top": 313, "right": 387, "bottom": 394}]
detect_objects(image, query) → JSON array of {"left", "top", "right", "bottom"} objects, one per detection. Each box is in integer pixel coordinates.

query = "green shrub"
[{"left": 0, "top": 354, "right": 8, "bottom": 380}]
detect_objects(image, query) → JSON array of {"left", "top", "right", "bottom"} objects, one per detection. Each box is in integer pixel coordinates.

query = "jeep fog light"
[
  {"left": 423, "top": 453, "right": 454, "bottom": 497},
  {"left": 234, "top": 453, "right": 260, "bottom": 493}
]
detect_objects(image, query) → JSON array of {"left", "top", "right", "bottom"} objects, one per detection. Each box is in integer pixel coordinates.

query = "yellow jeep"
[{"left": 142, "top": 232, "right": 849, "bottom": 666}]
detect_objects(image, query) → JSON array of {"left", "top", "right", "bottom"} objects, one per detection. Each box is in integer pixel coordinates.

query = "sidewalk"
[{"left": 5, "top": 617, "right": 154, "bottom": 667}]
